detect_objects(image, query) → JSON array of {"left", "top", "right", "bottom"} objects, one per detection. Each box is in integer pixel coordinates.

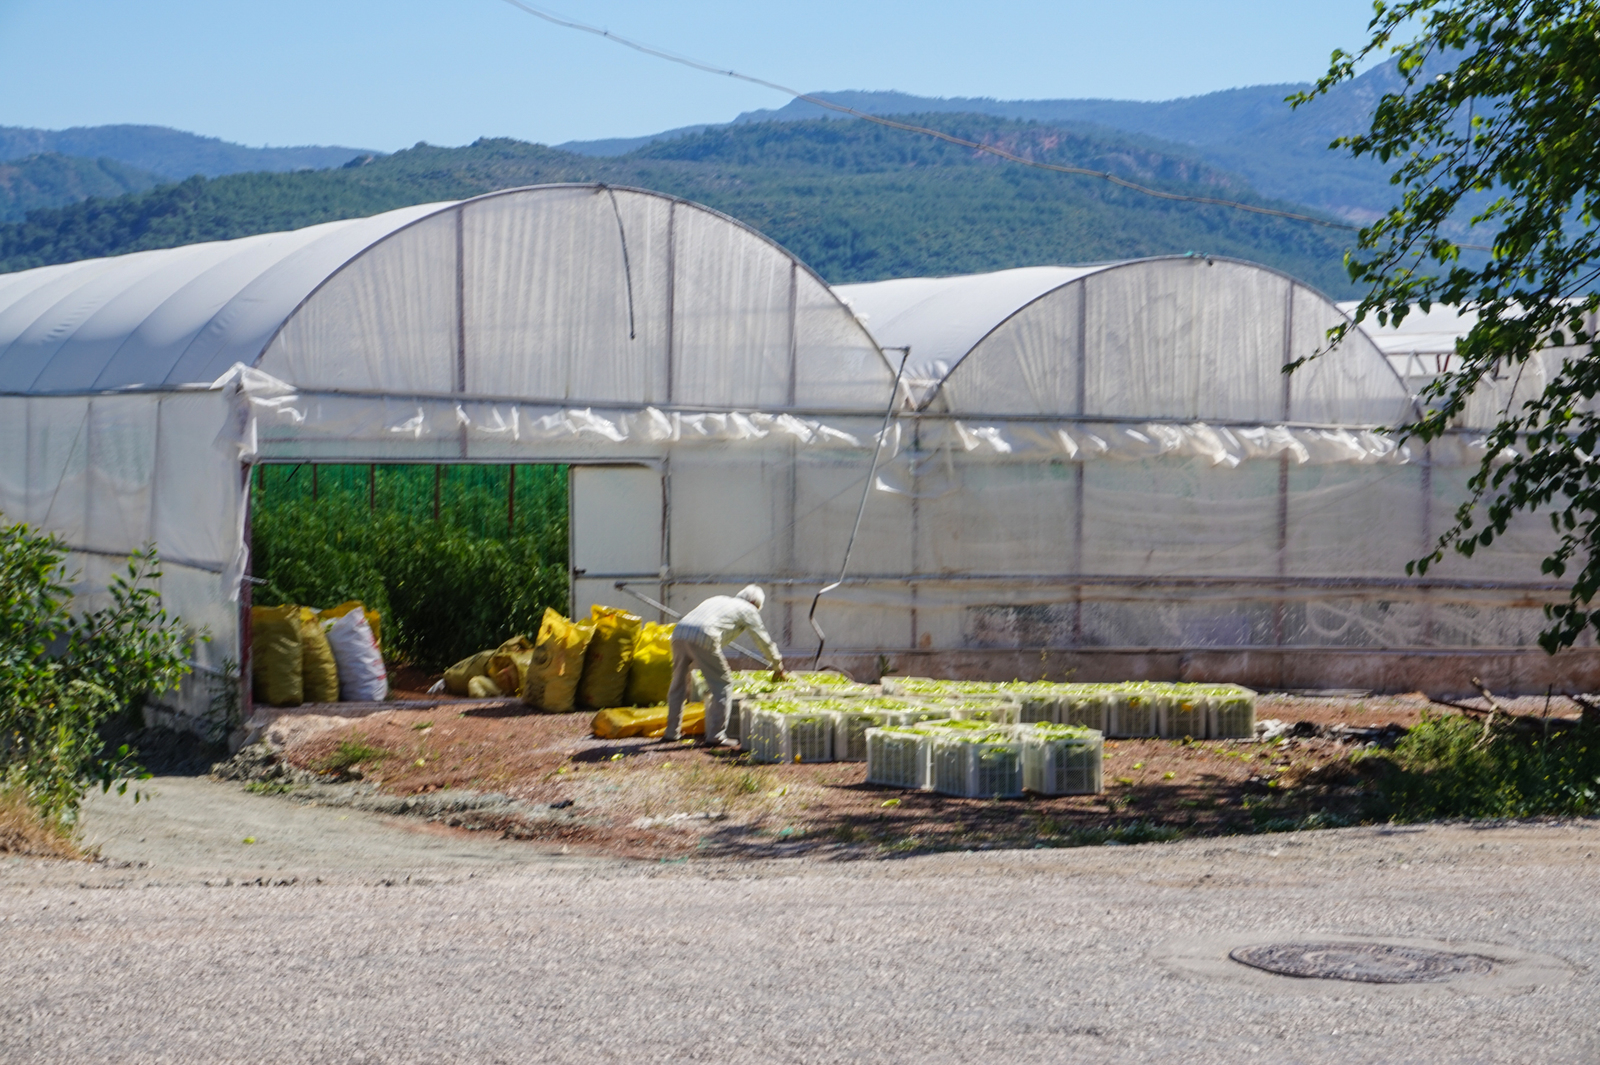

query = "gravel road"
[{"left": 2, "top": 776, "right": 1596, "bottom": 1063}]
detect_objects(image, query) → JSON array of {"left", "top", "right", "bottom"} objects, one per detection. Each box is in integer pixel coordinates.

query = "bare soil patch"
[{"left": 250, "top": 688, "right": 1566, "bottom": 860}]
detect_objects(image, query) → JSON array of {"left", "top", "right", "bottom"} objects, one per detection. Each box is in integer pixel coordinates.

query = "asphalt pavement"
[{"left": 1, "top": 776, "right": 1595, "bottom": 1063}]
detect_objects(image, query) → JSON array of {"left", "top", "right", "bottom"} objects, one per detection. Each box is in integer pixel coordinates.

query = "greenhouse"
[
  {"left": 0, "top": 187, "right": 1589, "bottom": 733},
  {"left": 834, "top": 259, "right": 1592, "bottom": 692}
]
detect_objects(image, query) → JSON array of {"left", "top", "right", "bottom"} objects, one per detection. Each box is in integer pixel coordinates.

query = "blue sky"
[{"left": 0, "top": 1, "right": 1385, "bottom": 150}]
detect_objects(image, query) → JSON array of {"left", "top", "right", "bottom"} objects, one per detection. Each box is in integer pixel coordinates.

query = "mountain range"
[
  {"left": 0, "top": 112, "right": 1360, "bottom": 294},
  {"left": 559, "top": 61, "right": 1408, "bottom": 225},
  {"left": 0, "top": 66, "right": 1409, "bottom": 293}
]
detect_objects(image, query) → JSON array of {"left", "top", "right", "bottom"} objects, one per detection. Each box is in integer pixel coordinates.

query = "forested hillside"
[
  {"left": 564, "top": 61, "right": 1416, "bottom": 225},
  {"left": 0, "top": 124, "right": 374, "bottom": 179},
  {"left": 0, "top": 153, "right": 164, "bottom": 222},
  {"left": 0, "top": 113, "right": 1358, "bottom": 293}
]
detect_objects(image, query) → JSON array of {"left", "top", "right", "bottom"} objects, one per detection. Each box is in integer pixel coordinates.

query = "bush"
[
  {"left": 1373, "top": 713, "right": 1600, "bottom": 822},
  {"left": 250, "top": 465, "right": 569, "bottom": 671},
  {"left": 0, "top": 519, "right": 194, "bottom": 823}
]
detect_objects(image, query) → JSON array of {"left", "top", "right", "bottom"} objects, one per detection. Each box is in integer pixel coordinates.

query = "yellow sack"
[
  {"left": 467, "top": 674, "right": 503, "bottom": 698},
  {"left": 579, "top": 606, "right": 642, "bottom": 709},
  {"left": 624, "top": 622, "right": 676, "bottom": 707},
  {"left": 521, "top": 608, "right": 595, "bottom": 713},
  {"left": 250, "top": 604, "right": 303, "bottom": 707},
  {"left": 590, "top": 703, "right": 704, "bottom": 739},
  {"left": 443, "top": 650, "right": 495, "bottom": 696},
  {"left": 318, "top": 600, "right": 382, "bottom": 651},
  {"left": 487, "top": 635, "right": 535, "bottom": 698},
  {"left": 297, "top": 607, "right": 340, "bottom": 703}
]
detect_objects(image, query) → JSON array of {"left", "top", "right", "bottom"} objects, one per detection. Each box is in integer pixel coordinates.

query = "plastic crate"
[
  {"left": 1106, "top": 687, "right": 1158, "bottom": 738},
  {"left": 865, "top": 726, "right": 934, "bottom": 789},
  {"left": 1021, "top": 724, "right": 1104, "bottom": 795},
  {"left": 788, "top": 670, "right": 877, "bottom": 698},
  {"left": 1058, "top": 689, "right": 1111, "bottom": 732},
  {"left": 1017, "top": 693, "right": 1061, "bottom": 724},
  {"left": 948, "top": 701, "right": 1022, "bottom": 725},
  {"left": 1207, "top": 686, "right": 1256, "bottom": 739},
  {"left": 1156, "top": 690, "right": 1207, "bottom": 739},
  {"left": 878, "top": 676, "right": 948, "bottom": 698},
  {"left": 805, "top": 697, "right": 922, "bottom": 761},
  {"left": 880, "top": 706, "right": 953, "bottom": 727},
  {"left": 745, "top": 702, "right": 834, "bottom": 763},
  {"left": 928, "top": 729, "right": 1024, "bottom": 798}
]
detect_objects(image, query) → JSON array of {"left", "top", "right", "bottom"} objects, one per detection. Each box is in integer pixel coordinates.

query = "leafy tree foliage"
[
  {"left": 0, "top": 520, "right": 193, "bottom": 822},
  {"left": 249, "top": 465, "right": 569, "bottom": 671},
  {"left": 1299, "top": 0, "right": 1600, "bottom": 651}
]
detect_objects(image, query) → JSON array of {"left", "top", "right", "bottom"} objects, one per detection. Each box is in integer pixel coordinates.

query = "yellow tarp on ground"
[{"left": 590, "top": 703, "right": 704, "bottom": 739}]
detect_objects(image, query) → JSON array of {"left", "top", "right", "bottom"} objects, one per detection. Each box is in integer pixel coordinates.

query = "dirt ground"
[{"left": 243, "top": 685, "right": 1589, "bottom": 861}]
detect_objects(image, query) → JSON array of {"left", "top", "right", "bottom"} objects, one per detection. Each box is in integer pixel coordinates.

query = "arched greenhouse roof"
[
  {"left": 838, "top": 257, "right": 1411, "bottom": 427},
  {"left": 0, "top": 184, "right": 890, "bottom": 410}
]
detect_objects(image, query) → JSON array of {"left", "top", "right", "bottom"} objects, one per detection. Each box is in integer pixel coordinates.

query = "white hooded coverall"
[{"left": 665, "top": 594, "right": 782, "bottom": 743}]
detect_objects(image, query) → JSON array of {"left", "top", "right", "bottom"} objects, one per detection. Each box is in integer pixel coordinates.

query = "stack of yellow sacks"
[
  {"left": 250, "top": 601, "right": 385, "bottom": 707},
  {"left": 440, "top": 606, "right": 702, "bottom": 737}
]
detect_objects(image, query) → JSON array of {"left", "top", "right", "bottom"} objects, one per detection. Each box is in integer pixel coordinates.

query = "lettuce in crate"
[
  {"left": 1020, "top": 722, "right": 1103, "bottom": 795},
  {"left": 810, "top": 695, "right": 922, "bottom": 761},
  {"left": 746, "top": 699, "right": 834, "bottom": 763},
  {"left": 865, "top": 724, "right": 940, "bottom": 789},
  {"left": 928, "top": 727, "right": 1023, "bottom": 798}
]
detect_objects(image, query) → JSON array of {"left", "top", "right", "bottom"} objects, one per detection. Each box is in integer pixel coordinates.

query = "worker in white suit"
[{"left": 664, "top": 584, "right": 784, "bottom": 746}]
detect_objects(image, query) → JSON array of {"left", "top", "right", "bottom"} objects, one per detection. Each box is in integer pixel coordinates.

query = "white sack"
[{"left": 325, "top": 611, "right": 388, "bottom": 702}]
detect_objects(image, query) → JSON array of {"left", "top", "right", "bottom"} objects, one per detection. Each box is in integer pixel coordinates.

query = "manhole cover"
[{"left": 1229, "top": 942, "right": 1496, "bottom": 984}]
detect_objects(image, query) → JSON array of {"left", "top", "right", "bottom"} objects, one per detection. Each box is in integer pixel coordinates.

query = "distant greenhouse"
[{"left": 0, "top": 190, "right": 1588, "bottom": 734}]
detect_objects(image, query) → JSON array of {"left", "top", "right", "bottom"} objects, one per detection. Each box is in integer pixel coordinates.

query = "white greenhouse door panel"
[{"left": 570, "top": 465, "right": 663, "bottom": 619}]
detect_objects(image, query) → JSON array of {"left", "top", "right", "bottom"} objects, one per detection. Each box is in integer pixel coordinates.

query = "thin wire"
[
  {"left": 808, "top": 346, "right": 912, "bottom": 668},
  {"left": 498, "top": 0, "right": 1494, "bottom": 250}
]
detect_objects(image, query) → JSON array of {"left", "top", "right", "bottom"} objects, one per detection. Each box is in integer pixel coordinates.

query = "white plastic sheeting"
[
  {"left": 1342, "top": 299, "right": 1600, "bottom": 430},
  {"left": 0, "top": 185, "right": 892, "bottom": 722},
  {"left": 0, "top": 193, "right": 1580, "bottom": 721}
]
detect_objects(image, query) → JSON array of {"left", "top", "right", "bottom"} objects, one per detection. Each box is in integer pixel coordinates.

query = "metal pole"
[
  {"left": 433, "top": 465, "right": 441, "bottom": 522},
  {"left": 369, "top": 464, "right": 376, "bottom": 514},
  {"left": 312, "top": 464, "right": 318, "bottom": 502},
  {"left": 508, "top": 465, "right": 516, "bottom": 535}
]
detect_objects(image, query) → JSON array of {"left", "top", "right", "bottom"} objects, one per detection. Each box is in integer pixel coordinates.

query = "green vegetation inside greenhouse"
[{"left": 249, "top": 463, "right": 570, "bottom": 672}]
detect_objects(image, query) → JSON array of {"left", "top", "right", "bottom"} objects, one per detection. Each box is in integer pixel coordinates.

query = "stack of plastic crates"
[
  {"left": 926, "top": 722, "right": 1024, "bottom": 799},
  {"left": 865, "top": 725, "right": 938, "bottom": 789},
  {"left": 744, "top": 699, "right": 834, "bottom": 764},
  {"left": 1020, "top": 723, "right": 1104, "bottom": 795}
]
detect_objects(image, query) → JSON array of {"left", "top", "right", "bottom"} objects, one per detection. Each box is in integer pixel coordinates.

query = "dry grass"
[{"left": 0, "top": 788, "right": 79, "bottom": 859}]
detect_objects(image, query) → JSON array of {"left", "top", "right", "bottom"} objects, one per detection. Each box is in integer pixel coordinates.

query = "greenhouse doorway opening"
[{"left": 247, "top": 463, "right": 571, "bottom": 683}]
